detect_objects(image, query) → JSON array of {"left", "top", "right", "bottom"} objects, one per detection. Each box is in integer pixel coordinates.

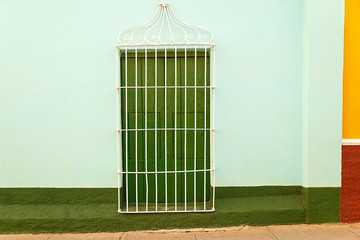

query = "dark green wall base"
[
  {"left": 0, "top": 210, "right": 305, "bottom": 234},
  {"left": 303, "top": 187, "right": 340, "bottom": 223},
  {"left": 0, "top": 186, "right": 340, "bottom": 234}
]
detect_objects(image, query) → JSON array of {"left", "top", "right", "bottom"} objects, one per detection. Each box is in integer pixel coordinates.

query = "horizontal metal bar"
[
  {"left": 120, "top": 51, "right": 208, "bottom": 58},
  {"left": 117, "top": 168, "right": 215, "bottom": 174},
  {"left": 118, "top": 209, "right": 215, "bottom": 214},
  {"left": 117, "top": 43, "right": 215, "bottom": 48},
  {"left": 117, "top": 86, "right": 215, "bottom": 90},
  {"left": 117, "top": 128, "right": 214, "bottom": 132}
]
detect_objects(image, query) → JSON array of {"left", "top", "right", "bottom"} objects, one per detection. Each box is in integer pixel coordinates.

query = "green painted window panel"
[{"left": 120, "top": 51, "right": 211, "bottom": 205}]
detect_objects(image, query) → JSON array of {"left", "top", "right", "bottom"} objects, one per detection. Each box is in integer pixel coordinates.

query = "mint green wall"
[
  {"left": 302, "top": 0, "right": 344, "bottom": 187},
  {"left": 213, "top": 1, "right": 303, "bottom": 186},
  {"left": 0, "top": 0, "right": 343, "bottom": 187}
]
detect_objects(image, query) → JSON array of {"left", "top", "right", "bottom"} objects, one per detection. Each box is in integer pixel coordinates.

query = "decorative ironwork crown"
[{"left": 117, "top": 3, "right": 214, "bottom": 46}]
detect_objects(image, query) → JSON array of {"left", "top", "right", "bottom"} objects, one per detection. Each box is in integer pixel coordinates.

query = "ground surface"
[{"left": 2, "top": 223, "right": 360, "bottom": 240}]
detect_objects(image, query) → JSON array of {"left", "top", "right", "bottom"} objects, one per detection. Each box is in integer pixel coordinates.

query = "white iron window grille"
[{"left": 116, "top": 3, "right": 215, "bottom": 213}]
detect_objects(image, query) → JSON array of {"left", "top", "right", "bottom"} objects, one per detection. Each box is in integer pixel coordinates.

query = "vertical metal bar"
[
  {"left": 125, "top": 47, "right": 129, "bottom": 212},
  {"left": 174, "top": 46, "right": 177, "bottom": 211},
  {"left": 203, "top": 46, "right": 207, "bottom": 210},
  {"left": 194, "top": 45, "right": 197, "bottom": 211},
  {"left": 145, "top": 47, "right": 149, "bottom": 212},
  {"left": 155, "top": 46, "right": 158, "bottom": 212},
  {"left": 211, "top": 46, "right": 216, "bottom": 210},
  {"left": 135, "top": 46, "right": 138, "bottom": 212},
  {"left": 164, "top": 45, "right": 168, "bottom": 211},
  {"left": 184, "top": 45, "right": 187, "bottom": 211},
  {"left": 116, "top": 47, "right": 121, "bottom": 212}
]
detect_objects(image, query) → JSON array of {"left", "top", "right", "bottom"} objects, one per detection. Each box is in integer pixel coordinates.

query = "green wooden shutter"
[{"left": 120, "top": 51, "right": 211, "bottom": 210}]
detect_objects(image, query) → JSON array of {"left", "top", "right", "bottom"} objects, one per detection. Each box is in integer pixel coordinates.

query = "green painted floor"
[{"left": 0, "top": 189, "right": 305, "bottom": 234}]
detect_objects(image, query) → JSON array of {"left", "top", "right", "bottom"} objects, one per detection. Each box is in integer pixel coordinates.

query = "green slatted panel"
[{"left": 120, "top": 50, "right": 210, "bottom": 210}]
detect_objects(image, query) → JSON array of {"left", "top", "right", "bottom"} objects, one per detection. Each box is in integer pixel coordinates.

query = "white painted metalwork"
[
  {"left": 117, "top": 3, "right": 214, "bottom": 46},
  {"left": 116, "top": 2, "right": 215, "bottom": 213}
]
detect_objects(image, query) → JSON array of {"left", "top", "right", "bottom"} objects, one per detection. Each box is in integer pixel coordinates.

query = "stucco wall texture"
[
  {"left": 0, "top": 0, "right": 344, "bottom": 188},
  {"left": 341, "top": 145, "right": 360, "bottom": 223},
  {"left": 340, "top": 0, "right": 360, "bottom": 223},
  {"left": 343, "top": 0, "right": 360, "bottom": 139}
]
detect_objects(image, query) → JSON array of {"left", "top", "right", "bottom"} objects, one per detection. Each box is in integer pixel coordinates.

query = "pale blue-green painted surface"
[
  {"left": 302, "top": 0, "right": 344, "bottom": 187},
  {"left": 0, "top": 0, "right": 343, "bottom": 187}
]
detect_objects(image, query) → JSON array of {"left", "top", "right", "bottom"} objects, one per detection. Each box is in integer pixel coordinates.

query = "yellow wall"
[{"left": 343, "top": 0, "right": 360, "bottom": 139}]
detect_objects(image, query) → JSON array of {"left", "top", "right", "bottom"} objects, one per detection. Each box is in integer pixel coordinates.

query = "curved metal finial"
[
  {"left": 116, "top": 3, "right": 214, "bottom": 46},
  {"left": 159, "top": 2, "right": 170, "bottom": 7}
]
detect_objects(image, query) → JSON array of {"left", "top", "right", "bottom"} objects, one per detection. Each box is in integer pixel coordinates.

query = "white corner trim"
[{"left": 342, "top": 139, "right": 360, "bottom": 145}]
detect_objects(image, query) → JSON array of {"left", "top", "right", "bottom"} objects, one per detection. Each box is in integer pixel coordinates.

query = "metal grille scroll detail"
[{"left": 116, "top": 3, "right": 215, "bottom": 213}]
